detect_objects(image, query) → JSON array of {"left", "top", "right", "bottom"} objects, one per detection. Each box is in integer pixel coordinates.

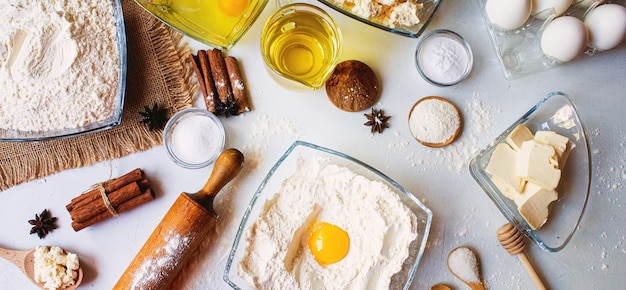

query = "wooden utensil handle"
[
  {"left": 517, "top": 252, "right": 547, "bottom": 290},
  {"left": 190, "top": 148, "right": 244, "bottom": 209}
]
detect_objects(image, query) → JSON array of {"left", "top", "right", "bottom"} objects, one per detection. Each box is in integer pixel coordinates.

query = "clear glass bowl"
[
  {"left": 469, "top": 91, "right": 591, "bottom": 252},
  {"left": 133, "top": 0, "right": 269, "bottom": 50},
  {"left": 0, "top": 0, "right": 127, "bottom": 142},
  {"left": 318, "top": 0, "right": 443, "bottom": 38},
  {"left": 224, "top": 140, "right": 433, "bottom": 289},
  {"left": 475, "top": 0, "right": 626, "bottom": 80},
  {"left": 415, "top": 29, "right": 474, "bottom": 86},
  {"left": 163, "top": 108, "right": 225, "bottom": 169}
]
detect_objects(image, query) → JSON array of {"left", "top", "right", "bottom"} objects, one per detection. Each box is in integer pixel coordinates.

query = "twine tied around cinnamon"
[
  {"left": 90, "top": 182, "right": 119, "bottom": 217},
  {"left": 66, "top": 168, "right": 155, "bottom": 231}
]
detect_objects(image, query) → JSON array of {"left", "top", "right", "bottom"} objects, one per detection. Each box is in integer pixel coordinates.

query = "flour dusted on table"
[
  {"left": 0, "top": 0, "right": 119, "bottom": 131},
  {"left": 238, "top": 156, "right": 418, "bottom": 289}
]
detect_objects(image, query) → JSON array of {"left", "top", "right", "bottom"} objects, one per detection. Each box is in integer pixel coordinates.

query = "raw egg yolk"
[
  {"left": 307, "top": 221, "right": 350, "bottom": 266},
  {"left": 218, "top": 0, "right": 249, "bottom": 18}
]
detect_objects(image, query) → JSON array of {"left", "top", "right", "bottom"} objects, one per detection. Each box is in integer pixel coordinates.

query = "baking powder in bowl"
[{"left": 416, "top": 30, "right": 473, "bottom": 86}]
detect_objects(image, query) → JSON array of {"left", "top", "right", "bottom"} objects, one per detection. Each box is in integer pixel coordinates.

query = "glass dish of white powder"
[
  {"left": 225, "top": 141, "right": 433, "bottom": 289},
  {"left": 0, "top": 0, "right": 127, "bottom": 141}
]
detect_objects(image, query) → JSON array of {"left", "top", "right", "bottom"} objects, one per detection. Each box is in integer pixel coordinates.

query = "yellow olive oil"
[
  {"left": 135, "top": 0, "right": 265, "bottom": 49},
  {"left": 261, "top": 4, "right": 342, "bottom": 89}
]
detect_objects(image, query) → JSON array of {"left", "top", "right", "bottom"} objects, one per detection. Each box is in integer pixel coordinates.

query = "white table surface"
[{"left": 1, "top": 0, "right": 625, "bottom": 289}]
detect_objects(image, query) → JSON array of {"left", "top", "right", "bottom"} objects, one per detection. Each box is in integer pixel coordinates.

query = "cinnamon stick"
[
  {"left": 189, "top": 54, "right": 207, "bottom": 97},
  {"left": 66, "top": 168, "right": 144, "bottom": 211},
  {"left": 198, "top": 50, "right": 219, "bottom": 112},
  {"left": 66, "top": 168, "right": 155, "bottom": 231},
  {"left": 71, "top": 188, "right": 155, "bottom": 231},
  {"left": 224, "top": 56, "right": 251, "bottom": 114},
  {"left": 70, "top": 180, "right": 148, "bottom": 224},
  {"left": 207, "top": 48, "right": 233, "bottom": 104}
]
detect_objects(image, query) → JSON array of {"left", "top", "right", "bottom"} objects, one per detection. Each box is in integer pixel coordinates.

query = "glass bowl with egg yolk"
[
  {"left": 470, "top": 91, "right": 591, "bottom": 252},
  {"left": 133, "top": 0, "right": 269, "bottom": 50},
  {"left": 225, "top": 141, "right": 433, "bottom": 289}
]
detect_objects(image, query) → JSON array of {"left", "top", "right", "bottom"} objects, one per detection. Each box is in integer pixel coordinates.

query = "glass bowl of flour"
[
  {"left": 225, "top": 141, "right": 433, "bottom": 289},
  {"left": 0, "top": 0, "right": 127, "bottom": 142}
]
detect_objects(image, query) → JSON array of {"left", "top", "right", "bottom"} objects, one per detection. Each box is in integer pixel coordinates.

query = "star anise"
[
  {"left": 28, "top": 209, "right": 58, "bottom": 239},
  {"left": 364, "top": 108, "right": 390, "bottom": 134},
  {"left": 214, "top": 97, "right": 240, "bottom": 117},
  {"left": 139, "top": 102, "right": 168, "bottom": 131}
]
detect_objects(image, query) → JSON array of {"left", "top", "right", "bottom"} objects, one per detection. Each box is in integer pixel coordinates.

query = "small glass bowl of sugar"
[
  {"left": 415, "top": 29, "right": 474, "bottom": 86},
  {"left": 163, "top": 108, "right": 225, "bottom": 169}
]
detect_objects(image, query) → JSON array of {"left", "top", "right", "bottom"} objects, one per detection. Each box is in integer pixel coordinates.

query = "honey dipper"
[{"left": 496, "top": 223, "right": 547, "bottom": 290}]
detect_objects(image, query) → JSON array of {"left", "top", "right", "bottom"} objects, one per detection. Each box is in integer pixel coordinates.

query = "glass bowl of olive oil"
[
  {"left": 134, "top": 0, "right": 269, "bottom": 50},
  {"left": 260, "top": 3, "right": 343, "bottom": 90}
]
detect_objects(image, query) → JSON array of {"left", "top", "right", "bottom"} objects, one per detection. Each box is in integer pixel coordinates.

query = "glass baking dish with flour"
[
  {"left": 225, "top": 141, "right": 433, "bottom": 289},
  {"left": 0, "top": 0, "right": 127, "bottom": 142}
]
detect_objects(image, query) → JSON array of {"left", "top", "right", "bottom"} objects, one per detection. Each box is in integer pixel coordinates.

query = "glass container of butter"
[
  {"left": 133, "top": 0, "right": 269, "bottom": 50},
  {"left": 469, "top": 91, "right": 591, "bottom": 252}
]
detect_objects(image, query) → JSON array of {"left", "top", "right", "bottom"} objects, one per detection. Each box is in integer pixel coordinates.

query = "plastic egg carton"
[{"left": 475, "top": 0, "right": 626, "bottom": 80}]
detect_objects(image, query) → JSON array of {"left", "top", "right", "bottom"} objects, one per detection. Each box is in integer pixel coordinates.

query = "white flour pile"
[
  {"left": 238, "top": 156, "right": 418, "bottom": 289},
  {"left": 0, "top": 0, "right": 119, "bottom": 132}
]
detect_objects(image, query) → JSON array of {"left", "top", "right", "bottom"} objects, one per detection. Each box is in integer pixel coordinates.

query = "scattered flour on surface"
[
  {"left": 389, "top": 93, "right": 500, "bottom": 174},
  {"left": 240, "top": 114, "right": 305, "bottom": 173}
]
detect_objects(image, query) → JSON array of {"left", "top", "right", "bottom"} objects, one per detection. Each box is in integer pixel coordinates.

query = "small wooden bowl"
[{"left": 408, "top": 96, "right": 462, "bottom": 148}]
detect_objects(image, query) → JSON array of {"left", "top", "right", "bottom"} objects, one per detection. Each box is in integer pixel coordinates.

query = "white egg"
[
  {"left": 584, "top": 4, "right": 626, "bottom": 51},
  {"left": 532, "top": 0, "right": 573, "bottom": 18},
  {"left": 485, "top": 0, "right": 533, "bottom": 31},
  {"left": 540, "top": 16, "right": 589, "bottom": 62}
]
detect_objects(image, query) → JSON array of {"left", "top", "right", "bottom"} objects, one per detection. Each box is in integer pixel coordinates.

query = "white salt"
[{"left": 171, "top": 115, "right": 222, "bottom": 165}]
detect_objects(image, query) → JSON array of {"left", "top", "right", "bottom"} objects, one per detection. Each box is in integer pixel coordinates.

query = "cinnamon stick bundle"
[
  {"left": 66, "top": 168, "right": 155, "bottom": 231},
  {"left": 189, "top": 49, "right": 251, "bottom": 115}
]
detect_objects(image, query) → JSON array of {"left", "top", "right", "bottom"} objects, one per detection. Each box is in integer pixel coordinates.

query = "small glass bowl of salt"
[
  {"left": 163, "top": 108, "right": 225, "bottom": 169},
  {"left": 415, "top": 29, "right": 474, "bottom": 86}
]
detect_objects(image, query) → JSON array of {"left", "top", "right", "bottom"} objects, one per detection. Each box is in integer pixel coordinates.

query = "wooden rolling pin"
[
  {"left": 114, "top": 149, "right": 244, "bottom": 289},
  {"left": 496, "top": 223, "right": 547, "bottom": 290}
]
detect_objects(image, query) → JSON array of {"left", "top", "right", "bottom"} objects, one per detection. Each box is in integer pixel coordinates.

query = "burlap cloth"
[{"left": 0, "top": 0, "right": 197, "bottom": 191}]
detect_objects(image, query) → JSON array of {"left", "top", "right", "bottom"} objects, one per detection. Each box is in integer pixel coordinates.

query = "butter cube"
[
  {"left": 515, "top": 140, "right": 561, "bottom": 190},
  {"left": 515, "top": 182, "right": 559, "bottom": 230},
  {"left": 491, "top": 175, "right": 523, "bottom": 201},
  {"left": 506, "top": 124, "right": 534, "bottom": 151},
  {"left": 535, "top": 130, "right": 571, "bottom": 165},
  {"left": 486, "top": 143, "right": 525, "bottom": 199}
]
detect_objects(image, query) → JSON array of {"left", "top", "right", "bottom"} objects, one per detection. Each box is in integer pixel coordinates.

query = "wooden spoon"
[
  {"left": 0, "top": 247, "right": 83, "bottom": 289},
  {"left": 447, "top": 246, "right": 485, "bottom": 290},
  {"left": 430, "top": 283, "right": 453, "bottom": 290},
  {"left": 496, "top": 223, "right": 547, "bottom": 290},
  {"left": 408, "top": 96, "right": 463, "bottom": 148}
]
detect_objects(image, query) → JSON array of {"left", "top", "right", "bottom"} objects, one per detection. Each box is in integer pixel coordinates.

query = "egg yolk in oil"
[
  {"left": 218, "top": 0, "right": 249, "bottom": 17},
  {"left": 307, "top": 221, "right": 350, "bottom": 266}
]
